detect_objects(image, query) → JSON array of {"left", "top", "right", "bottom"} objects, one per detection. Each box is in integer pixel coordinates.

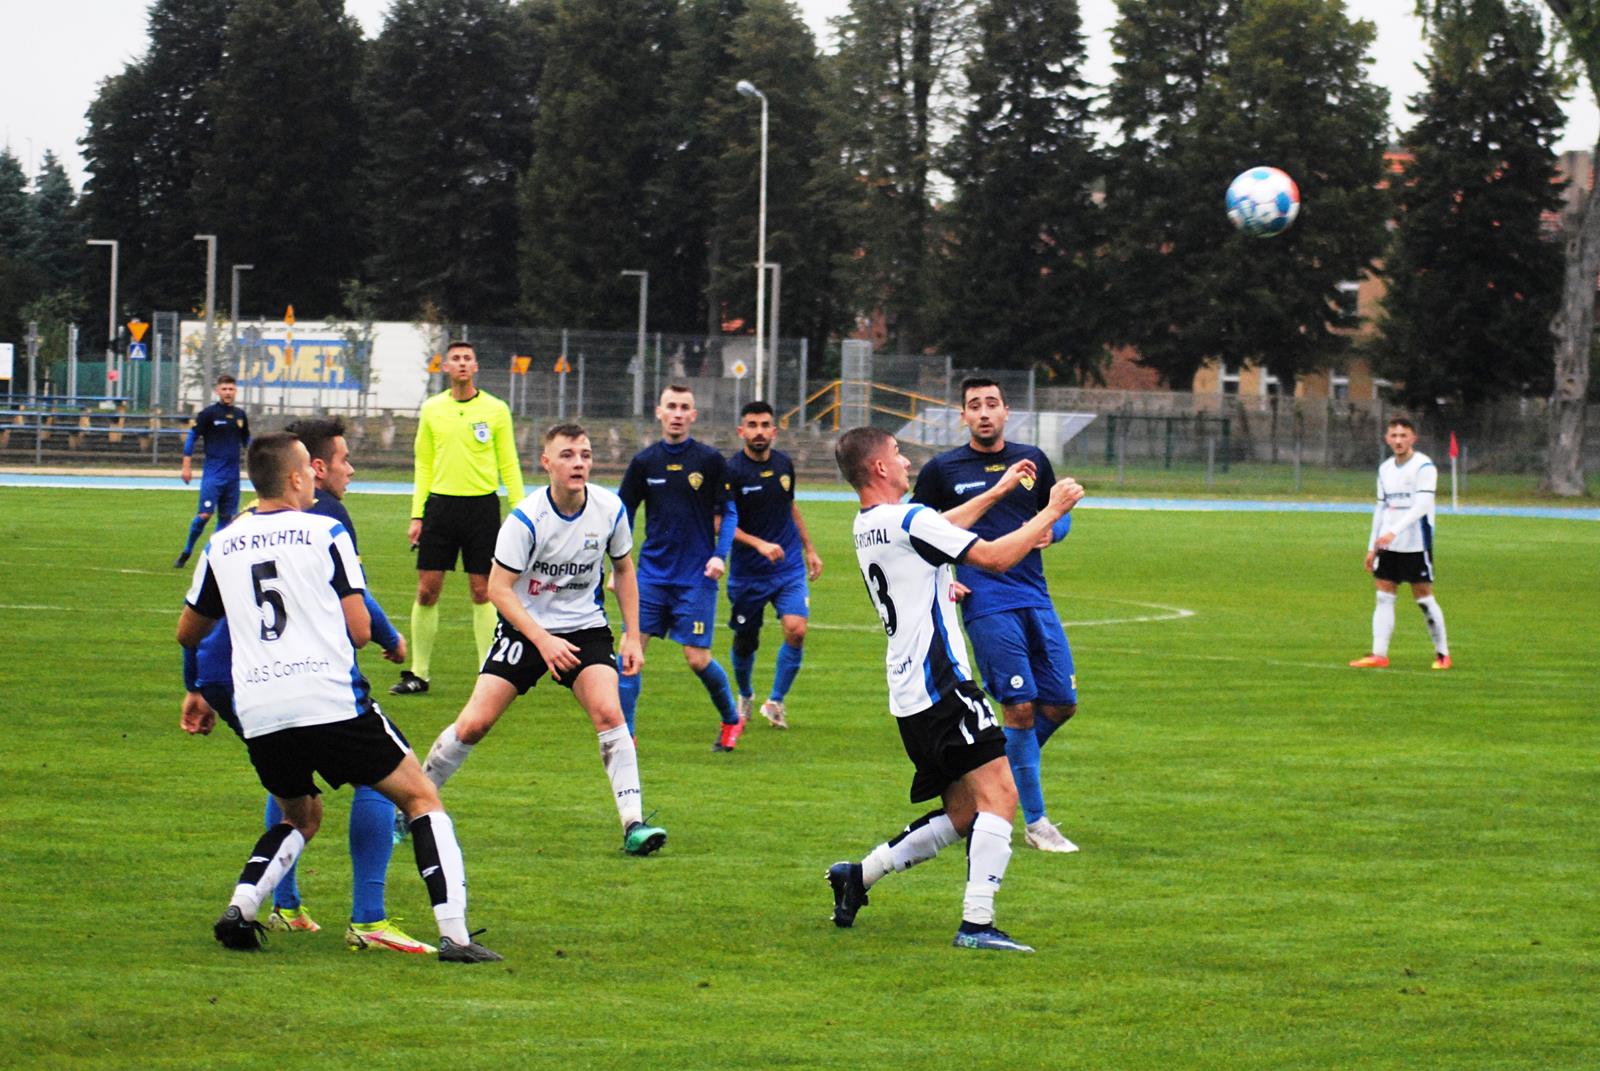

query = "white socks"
[
  {"left": 410, "top": 810, "right": 470, "bottom": 945},
  {"left": 963, "top": 811, "right": 1014, "bottom": 927},
  {"left": 230, "top": 826, "right": 306, "bottom": 920},
  {"left": 423, "top": 725, "right": 475, "bottom": 789},
  {"left": 863, "top": 810, "right": 959, "bottom": 888},
  {"left": 1371, "top": 590, "right": 1397, "bottom": 657},
  {"left": 1416, "top": 596, "right": 1449, "bottom": 656},
  {"left": 598, "top": 725, "right": 643, "bottom": 829}
]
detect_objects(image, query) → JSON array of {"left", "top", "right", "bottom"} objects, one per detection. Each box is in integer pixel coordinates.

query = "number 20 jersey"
[
  {"left": 493, "top": 485, "right": 632, "bottom": 633},
  {"left": 852, "top": 503, "right": 980, "bottom": 718},
  {"left": 185, "top": 508, "right": 367, "bottom": 739}
]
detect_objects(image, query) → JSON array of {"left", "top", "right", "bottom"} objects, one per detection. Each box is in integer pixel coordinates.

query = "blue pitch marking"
[{"left": 1, "top": 473, "right": 1596, "bottom": 521}]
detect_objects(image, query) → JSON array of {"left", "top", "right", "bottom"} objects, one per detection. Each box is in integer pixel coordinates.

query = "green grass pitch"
[{"left": 0, "top": 486, "right": 1593, "bottom": 1070}]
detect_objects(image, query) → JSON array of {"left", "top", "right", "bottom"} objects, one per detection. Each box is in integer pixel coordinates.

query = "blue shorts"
[
  {"left": 963, "top": 606, "right": 1076, "bottom": 707},
  {"left": 639, "top": 578, "right": 720, "bottom": 648},
  {"left": 727, "top": 572, "right": 810, "bottom": 632},
  {"left": 198, "top": 475, "right": 241, "bottom": 522}
]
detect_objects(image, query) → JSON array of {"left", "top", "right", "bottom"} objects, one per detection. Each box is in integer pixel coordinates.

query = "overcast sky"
[{"left": 2, "top": 0, "right": 1593, "bottom": 190}]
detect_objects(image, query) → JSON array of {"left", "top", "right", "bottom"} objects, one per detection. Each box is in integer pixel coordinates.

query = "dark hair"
[
  {"left": 836, "top": 426, "right": 894, "bottom": 489},
  {"left": 1386, "top": 416, "right": 1415, "bottom": 432},
  {"left": 544, "top": 422, "right": 589, "bottom": 444},
  {"left": 661, "top": 383, "right": 694, "bottom": 401},
  {"left": 740, "top": 400, "right": 775, "bottom": 420},
  {"left": 285, "top": 416, "right": 346, "bottom": 465},
  {"left": 445, "top": 339, "right": 475, "bottom": 353},
  {"left": 960, "top": 376, "right": 1005, "bottom": 406},
  {"left": 246, "top": 432, "right": 303, "bottom": 497},
  {"left": 216, "top": 374, "right": 237, "bottom": 386}
]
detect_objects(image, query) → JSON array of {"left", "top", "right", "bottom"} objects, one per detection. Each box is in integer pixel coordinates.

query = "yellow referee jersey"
[{"left": 410, "top": 389, "right": 525, "bottom": 518}]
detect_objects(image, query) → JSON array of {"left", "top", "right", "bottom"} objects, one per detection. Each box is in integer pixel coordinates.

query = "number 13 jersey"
[{"left": 852, "top": 503, "right": 980, "bottom": 717}]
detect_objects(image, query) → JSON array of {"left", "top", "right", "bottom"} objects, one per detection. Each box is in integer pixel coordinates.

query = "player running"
[
  {"left": 175, "top": 374, "right": 249, "bottom": 568},
  {"left": 725, "top": 401, "right": 823, "bottom": 730},
  {"left": 912, "top": 377, "right": 1081, "bottom": 853},
  {"left": 617, "top": 385, "right": 744, "bottom": 751},
  {"left": 419, "top": 423, "right": 667, "bottom": 855},
  {"left": 827, "top": 427, "right": 1083, "bottom": 952},
  {"left": 179, "top": 433, "right": 500, "bottom": 962},
  {"left": 1350, "top": 416, "right": 1451, "bottom": 670}
]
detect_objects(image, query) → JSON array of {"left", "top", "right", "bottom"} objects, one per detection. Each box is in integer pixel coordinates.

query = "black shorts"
[
  {"left": 897, "top": 681, "right": 1008, "bottom": 803},
  {"left": 244, "top": 705, "right": 411, "bottom": 799},
  {"left": 479, "top": 619, "right": 617, "bottom": 694},
  {"left": 416, "top": 493, "right": 501, "bottom": 574},
  {"left": 1374, "top": 549, "right": 1434, "bottom": 584}
]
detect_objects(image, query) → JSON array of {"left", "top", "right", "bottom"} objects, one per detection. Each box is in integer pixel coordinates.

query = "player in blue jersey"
[
  {"left": 617, "top": 384, "right": 744, "bottom": 751},
  {"left": 181, "top": 418, "right": 435, "bottom": 954},
  {"left": 175, "top": 374, "right": 250, "bottom": 568},
  {"left": 725, "top": 401, "right": 823, "bottom": 730},
  {"left": 911, "top": 378, "right": 1081, "bottom": 854}
]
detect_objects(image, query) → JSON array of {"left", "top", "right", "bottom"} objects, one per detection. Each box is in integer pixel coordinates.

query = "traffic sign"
[
  {"left": 511, "top": 356, "right": 532, "bottom": 375},
  {"left": 285, "top": 305, "right": 296, "bottom": 327},
  {"left": 128, "top": 342, "right": 148, "bottom": 361},
  {"left": 427, "top": 354, "right": 442, "bottom": 373},
  {"left": 554, "top": 355, "right": 571, "bottom": 374},
  {"left": 127, "top": 320, "right": 148, "bottom": 343},
  {"left": 731, "top": 359, "right": 749, "bottom": 380}
]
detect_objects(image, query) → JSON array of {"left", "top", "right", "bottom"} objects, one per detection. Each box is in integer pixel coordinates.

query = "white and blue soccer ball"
[{"left": 1225, "top": 166, "right": 1300, "bottom": 237}]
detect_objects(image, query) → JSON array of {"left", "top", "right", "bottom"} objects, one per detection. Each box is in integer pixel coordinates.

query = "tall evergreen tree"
[
  {"left": 192, "top": 0, "right": 365, "bottom": 319},
  {"left": 0, "top": 149, "right": 34, "bottom": 345},
  {"left": 932, "top": 0, "right": 1106, "bottom": 380},
  {"left": 360, "top": 0, "right": 544, "bottom": 323},
  {"left": 1375, "top": 0, "right": 1565, "bottom": 409},
  {"left": 27, "top": 152, "right": 85, "bottom": 297}
]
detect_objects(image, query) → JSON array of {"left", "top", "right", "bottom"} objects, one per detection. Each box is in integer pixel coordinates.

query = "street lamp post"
[
  {"left": 736, "top": 79, "right": 768, "bottom": 401},
  {"left": 195, "top": 234, "right": 218, "bottom": 388},
  {"left": 230, "top": 263, "right": 254, "bottom": 399},
  {"left": 621, "top": 270, "right": 649, "bottom": 417},
  {"left": 766, "top": 262, "right": 781, "bottom": 411},
  {"left": 86, "top": 239, "right": 119, "bottom": 400}
]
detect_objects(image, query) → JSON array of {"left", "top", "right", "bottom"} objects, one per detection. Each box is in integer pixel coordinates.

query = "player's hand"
[
  {"left": 949, "top": 581, "right": 971, "bottom": 603},
  {"left": 1033, "top": 527, "right": 1054, "bottom": 550},
  {"left": 180, "top": 459, "right": 193, "bottom": 485},
  {"left": 181, "top": 691, "right": 216, "bottom": 736},
  {"left": 407, "top": 518, "right": 423, "bottom": 548},
  {"left": 1364, "top": 550, "right": 1377, "bottom": 573},
  {"left": 704, "top": 556, "right": 726, "bottom": 580},
  {"left": 536, "top": 633, "right": 582, "bottom": 673},
  {"left": 619, "top": 634, "right": 644, "bottom": 676},
  {"left": 805, "top": 547, "right": 823, "bottom": 581},
  {"left": 993, "top": 459, "right": 1037, "bottom": 495},
  {"left": 1375, "top": 532, "right": 1395, "bottom": 550},
  {"left": 606, "top": 570, "right": 616, "bottom": 593},
  {"left": 1048, "top": 477, "right": 1085, "bottom": 515},
  {"left": 384, "top": 634, "right": 408, "bottom": 664},
  {"left": 759, "top": 540, "right": 785, "bottom": 564}
]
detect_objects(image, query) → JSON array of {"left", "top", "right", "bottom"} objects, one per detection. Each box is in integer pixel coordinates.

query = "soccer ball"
[{"left": 1225, "top": 166, "right": 1300, "bottom": 237}]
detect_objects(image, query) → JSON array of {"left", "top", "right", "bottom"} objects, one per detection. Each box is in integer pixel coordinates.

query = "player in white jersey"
[
  {"left": 826, "top": 427, "right": 1083, "bottom": 953},
  {"left": 1350, "top": 417, "right": 1451, "bottom": 670},
  {"left": 177, "top": 432, "right": 501, "bottom": 961},
  {"left": 419, "top": 424, "right": 667, "bottom": 855}
]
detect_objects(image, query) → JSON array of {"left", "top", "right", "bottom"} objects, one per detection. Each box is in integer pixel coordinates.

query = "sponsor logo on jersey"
[
  {"left": 761, "top": 470, "right": 774, "bottom": 477},
  {"left": 779, "top": 474, "right": 791, "bottom": 492},
  {"left": 473, "top": 421, "right": 491, "bottom": 443},
  {"left": 741, "top": 484, "right": 763, "bottom": 494},
  {"left": 647, "top": 477, "right": 666, "bottom": 485},
  {"left": 688, "top": 472, "right": 704, "bottom": 490},
  {"left": 953, "top": 480, "right": 987, "bottom": 494},
  {"left": 984, "top": 464, "right": 1006, "bottom": 472},
  {"left": 666, "top": 464, "right": 683, "bottom": 471},
  {"left": 1020, "top": 476, "right": 1035, "bottom": 491}
]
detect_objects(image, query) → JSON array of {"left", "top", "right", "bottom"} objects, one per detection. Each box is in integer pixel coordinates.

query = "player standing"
[
  {"left": 1350, "top": 417, "right": 1451, "bottom": 670},
  {"left": 419, "top": 424, "right": 667, "bottom": 855},
  {"left": 827, "top": 427, "right": 1083, "bottom": 952},
  {"left": 175, "top": 374, "right": 249, "bottom": 568},
  {"left": 725, "top": 401, "right": 823, "bottom": 730},
  {"left": 617, "top": 385, "right": 743, "bottom": 751},
  {"left": 178, "top": 432, "right": 500, "bottom": 961},
  {"left": 391, "top": 341, "right": 525, "bottom": 696},
  {"left": 912, "top": 378, "right": 1080, "bottom": 853},
  {"left": 182, "top": 418, "right": 433, "bottom": 953}
]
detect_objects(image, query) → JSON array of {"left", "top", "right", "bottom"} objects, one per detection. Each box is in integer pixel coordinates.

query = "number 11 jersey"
[{"left": 852, "top": 503, "right": 980, "bottom": 717}]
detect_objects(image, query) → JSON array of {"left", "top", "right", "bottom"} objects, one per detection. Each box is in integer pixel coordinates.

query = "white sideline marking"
[
  {"left": 0, "top": 557, "right": 166, "bottom": 576},
  {"left": 810, "top": 596, "right": 1196, "bottom": 633},
  {"left": 0, "top": 603, "right": 172, "bottom": 614}
]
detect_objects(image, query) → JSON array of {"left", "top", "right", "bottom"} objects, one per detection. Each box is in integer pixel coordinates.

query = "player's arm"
[
  {"left": 1035, "top": 453, "right": 1071, "bottom": 546},
  {"left": 791, "top": 502, "right": 822, "bottom": 580},
  {"left": 707, "top": 493, "right": 737, "bottom": 579},
  {"left": 494, "top": 404, "right": 525, "bottom": 503},
  {"left": 178, "top": 626, "right": 218, "bottom": 735},
  {"left": 733, "top": 524, "right": 784, "bottom": 563},
  {"left": 364, "top": 591, "right": 406, "bottom": 663},
  {"left": 239, "top": 409, "right": 250, "bottom": 448},
  {"left": 942, "top": 459, "right": 1038, "bottom": 529},
  {"left": 180, "top": 414, "right": 201, "bottom": 483},
  {"left": 408, "top": 406, "right": 435, "bottom": 543},
  {"left": 487, "top": 562, "right": 581, "bottom": 672},
  {"left": 610, "top": 553, "right": 644, "bottom": 675},
  {"left": 1376, "top": 466, "right": 1435, "bottom": 549},
  {"left": 618, "top": 458, "right": 644, "bottom": 537},
  {"left": 341, "top": 594, "right": 372, "bottom": 648},
  {"left": 963, "top": 478, "right": 1084, "bottom": 573}
]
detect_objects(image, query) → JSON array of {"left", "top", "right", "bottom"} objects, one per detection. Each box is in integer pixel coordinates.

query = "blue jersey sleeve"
[
  {"left": 183, "top": 645, "right": 201, "bottom": 691},
  {"left": 365, "top": 591, "right": 400, "bottom": 652},
  {"left": 716, "top": 496, "right": 738, "bottom": 560}
]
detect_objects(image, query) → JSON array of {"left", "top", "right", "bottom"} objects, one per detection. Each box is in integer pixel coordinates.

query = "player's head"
[
  {"left": 247, "top": 432, "right": 315, "bottom": 509},
  {"left": 215, "top": 374, "right": 237, "bottom": 405},
  {"left": 1385, "top": 417, "right": 1417, "bottom": 459},
  {"left": 443, "top": 340, "right": 478, "bottom": 384},
  {"left": 836, "top": 426, "right": 908, "bottom": 495},
  {"left": 738, "top": 400, "right": 776, "bottom": 457},
  {"left": 541, "top": 422, "right": 592, "bottom": 491},
  {"left": 286, "top": 416, "right": 351, "bottom": 500},
  {"left": 960, "top": 377, "right": 1008, "bottom": 448},
  {"left": 657, "top": 384, "right": 697, "bottom": 442}
]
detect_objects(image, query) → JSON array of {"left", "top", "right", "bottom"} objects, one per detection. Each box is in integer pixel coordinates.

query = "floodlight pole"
[
  {"left": 621, "top": 270, "right": 648, "bottom": 417},
  {"left": 230, "top": 264, "right": 254, "bottom": 384},
  {"left": 737, "top": 79, "right": 768, "bottom": 401},
  {"left": 195, "top": 234, "right": 218, "bottom": 388},
  {"left": 86, "top": 239, "right": 119, "bottom": 400}
]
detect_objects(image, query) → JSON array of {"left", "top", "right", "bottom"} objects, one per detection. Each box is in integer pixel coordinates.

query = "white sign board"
[{"left": 0, "top": 342, "right": 12, "bottom": 380}]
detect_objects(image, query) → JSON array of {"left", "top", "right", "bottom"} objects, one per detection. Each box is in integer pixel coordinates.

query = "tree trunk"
[{"left": 1545, "top": 156, "right": 1599, "bottom": 496}]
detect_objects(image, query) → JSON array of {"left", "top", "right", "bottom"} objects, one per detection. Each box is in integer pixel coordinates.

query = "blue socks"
[
  {"left": 265, "top": 796, "right": 300, "bottom": 909},
  {"left": 617, "top": 656, "right": 641, "bottom": 735},
  {"left": 182, "top": 514, "right": 208, "bottom": 556},
  {"left": 1003, "top": 727, "right": 1046, "bottom": 825},
  {"left": 731, "top": 644, "right": 756, "bottom": 699},
  {"left": 1035, "top": 713, "right": 1064, "bottom": 747},
  {"left": 771, "top": 642, "right": 803, "bottom": 702},
  {"left": 696, "top": 660, "right": 740, "bottom": 724},
  {"left": 349, "top": 786, "right": 395, "bottom": 924}
]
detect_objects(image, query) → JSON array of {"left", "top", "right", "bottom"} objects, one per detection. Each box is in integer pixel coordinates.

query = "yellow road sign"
[
  {"left": 512, "top": 356, "right": 532, "bottom": 375},
  {"left": 285, "top": 305, "right": 296, "bottom": 326},
  {"left": 554, "top": 355, "right": 571, "bottom": 374},
  {"left": 127, "top": 320, "right": 148, "bottom": 343}
]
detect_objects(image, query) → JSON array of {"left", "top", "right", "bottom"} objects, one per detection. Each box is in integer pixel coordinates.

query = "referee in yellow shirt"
[{"left": 391, "top": 340, "right": 525, "bottom": 695}]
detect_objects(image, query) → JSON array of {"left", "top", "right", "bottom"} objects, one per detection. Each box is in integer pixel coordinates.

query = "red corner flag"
[{"left": 1449, "top": 431, "right": 1459, "bottom": 459}]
